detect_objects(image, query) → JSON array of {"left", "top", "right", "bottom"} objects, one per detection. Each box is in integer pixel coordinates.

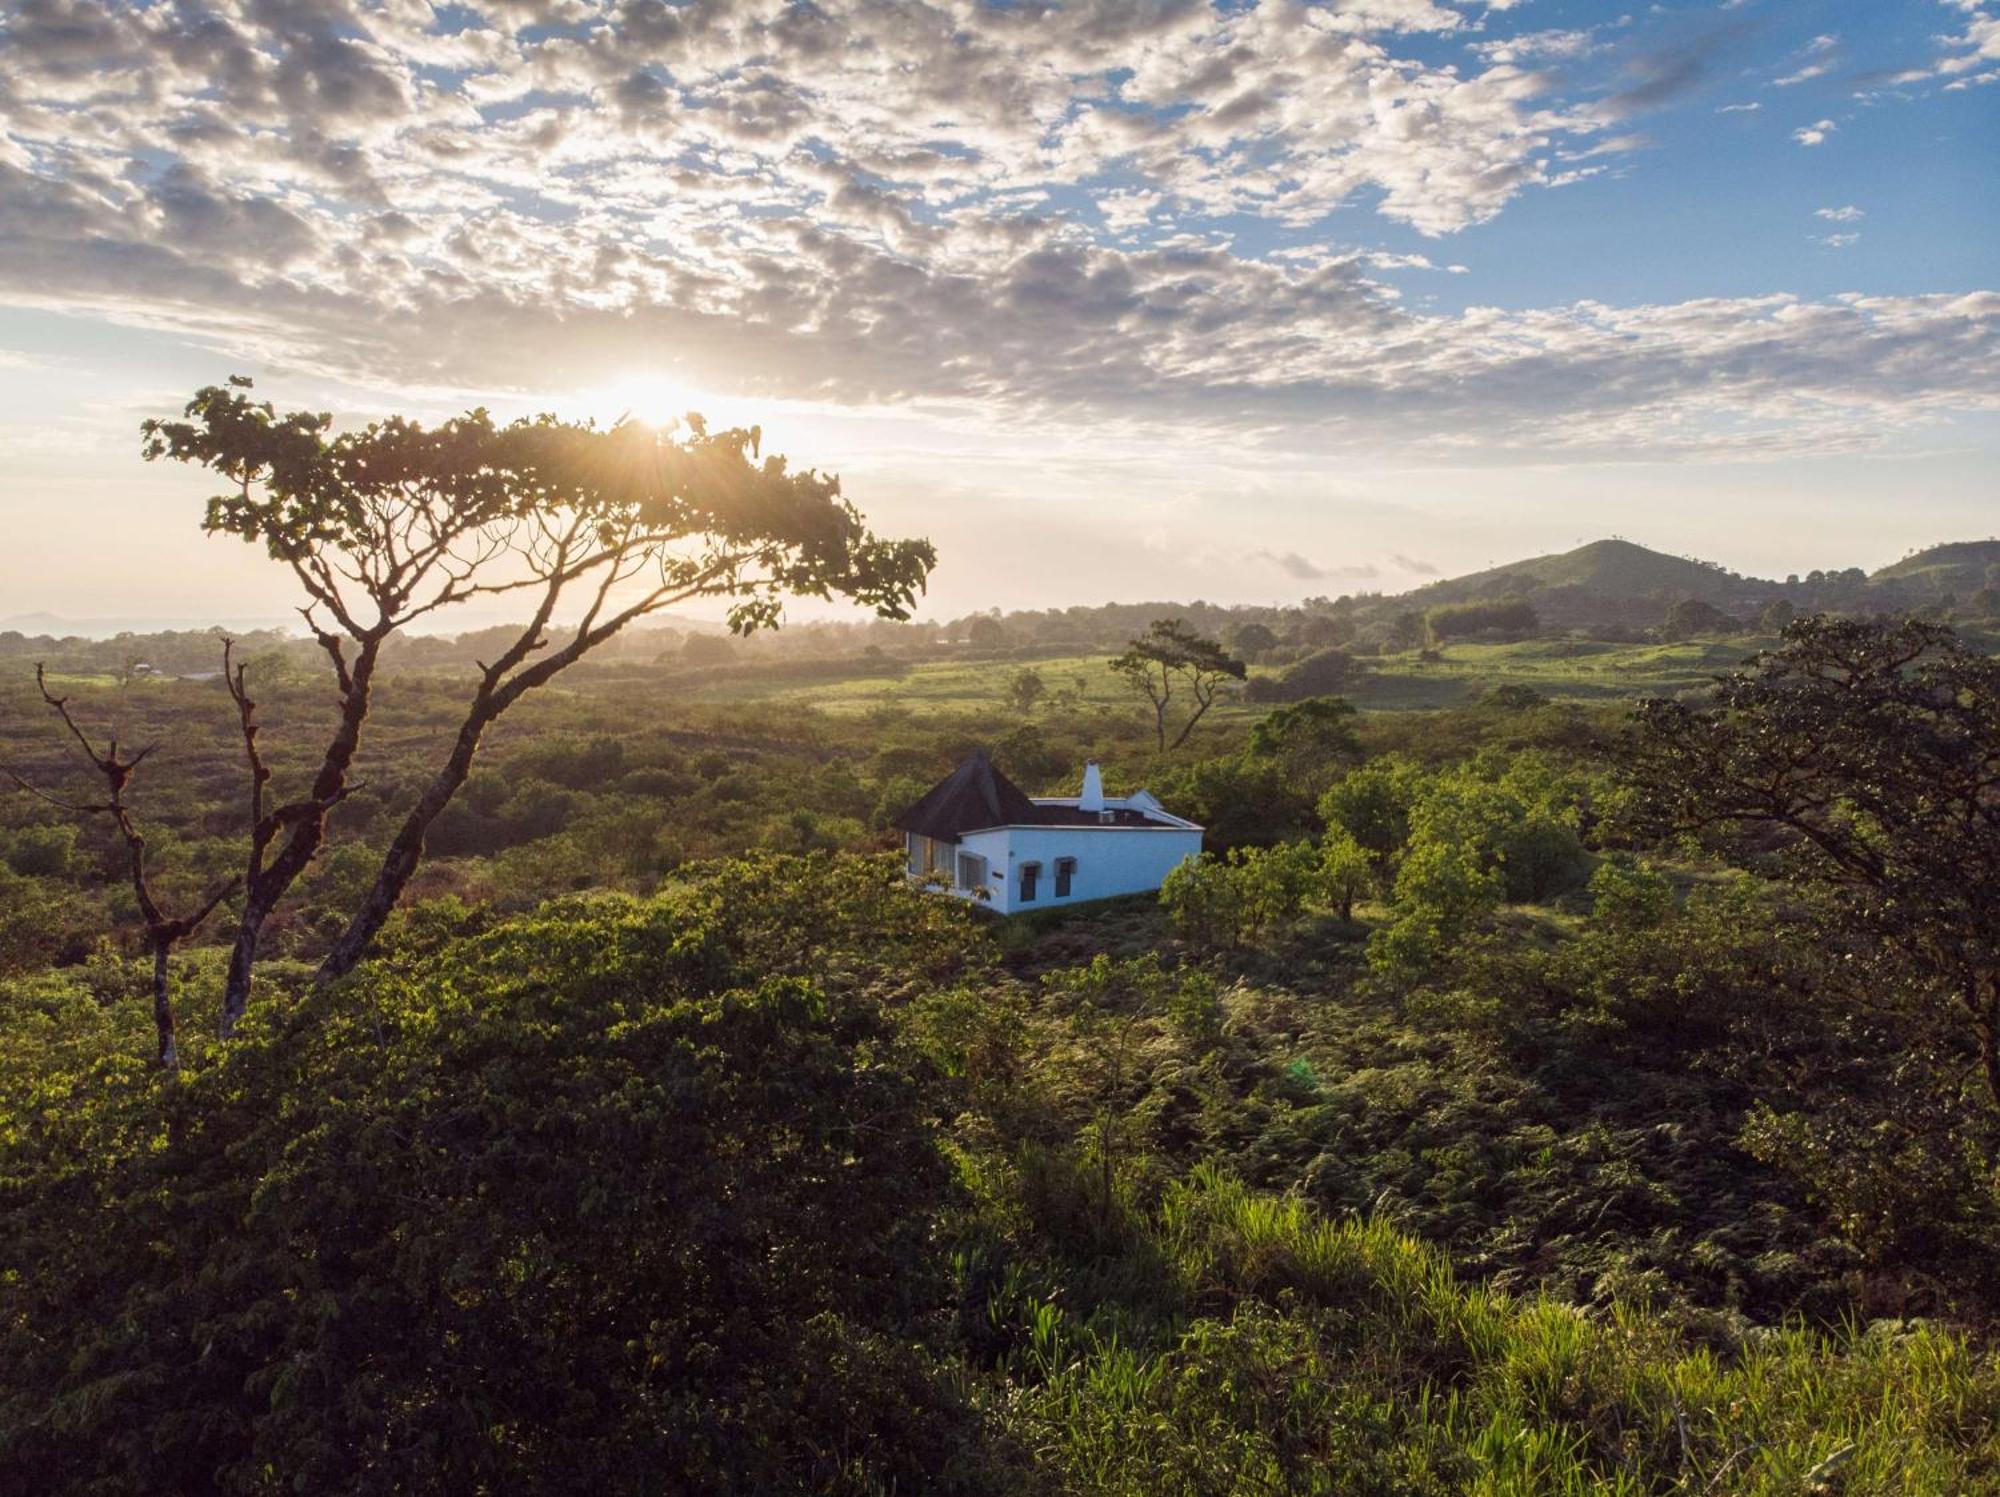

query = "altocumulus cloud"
[{"left": 0, "top": 0, "right": 1993, "bottom": 462}]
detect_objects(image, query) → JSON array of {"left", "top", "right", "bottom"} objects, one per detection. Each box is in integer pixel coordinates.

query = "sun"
[{"left": 588, "top": 371, "right": 704, "bottom": 428}]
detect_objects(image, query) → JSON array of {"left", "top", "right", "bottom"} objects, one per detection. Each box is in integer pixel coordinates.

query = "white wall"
[
  {"left": 976, "top": 824, "right": 1202, "bottom": 915},
  {"left": 954, "top": 827, "right": 1012, "bottom": 908}
]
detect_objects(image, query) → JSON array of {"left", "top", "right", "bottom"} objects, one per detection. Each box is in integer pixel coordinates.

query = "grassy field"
[
  {"left": 1345, "top": 635, "right": 1778, "bottom": 710},
  {"left": 674, "top": 635, "right": 1778, "bottom": 717}
]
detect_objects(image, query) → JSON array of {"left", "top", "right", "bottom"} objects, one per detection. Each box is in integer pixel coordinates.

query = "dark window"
[
  {"left": 1018, "top": 861, "right": 1041, "bottom": 903},
  {"left": 1054, "top": 857, "right": 1076, "bottom": 897}
]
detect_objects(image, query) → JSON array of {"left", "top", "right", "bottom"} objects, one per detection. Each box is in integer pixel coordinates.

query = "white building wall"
[
  {"left": 955, "top": 827, "right": 1013, "bottom": 907},
  {"left": 909, "top": 813, "right": 1203, "bottom": 916},
  {"left": 977, "top": 824, "right": 1201, "bottom": 915}
]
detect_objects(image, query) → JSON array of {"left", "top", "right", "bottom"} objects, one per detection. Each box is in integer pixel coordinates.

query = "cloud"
[
  {"left": 1935, "top": 0, "right": 2000, "bottom": 80},
  {"left": 1849, "top": 1, "right": 2000, "bottom": 92},
  {"left": 1390, "top": 553, "right": 1442, "bottom": 575},
  {"left": 0, "top": 0, "right": 1989, "bottom": 471},
  {"left": 1792, "top": 118, "right": 1837, "bottom": 145},
  {"left": 1815, "top": 205, "right": 1865, "bottom": 222},
  {"left": 1474, "top": 27, "right": 1602, "bottom": 66},
  {"left": 1775, "top": 33, "right": 1840, "bottom": 86},
  {"left": 1716, "top": 101, "right": 1761, "bottom": 112},
  {"left": 1249, "top": 549, "right": 1379, "bottom": 582},
  {"left": 1816, "top": 233, "right": 1861, "bottom": 249}
]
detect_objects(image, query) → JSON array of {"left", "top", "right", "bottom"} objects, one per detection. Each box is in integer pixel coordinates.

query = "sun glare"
[{"left": 589, "top": 372, "right": 704, "bottom": 429}]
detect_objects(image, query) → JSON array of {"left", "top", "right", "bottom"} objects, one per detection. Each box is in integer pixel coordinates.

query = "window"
[
  {"left": 1054, "top": 857, "right": 1076, "bottom": 898},
  {"left": 1018, "top": 861, "right": 1041, "bottom": 903},
  {"left": 957, "top": 852, "right": 988, "bottom": 892}
]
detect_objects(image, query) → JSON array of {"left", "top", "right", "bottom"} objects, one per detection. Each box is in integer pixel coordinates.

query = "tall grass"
[{"left": 1009, "top": 1167, "right": 2000, "bottom": 1495}]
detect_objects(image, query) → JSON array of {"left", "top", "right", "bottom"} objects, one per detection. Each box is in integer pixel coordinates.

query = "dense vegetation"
[{"left": 4, "top": 597, "right": 1999, "bottom": 1490}]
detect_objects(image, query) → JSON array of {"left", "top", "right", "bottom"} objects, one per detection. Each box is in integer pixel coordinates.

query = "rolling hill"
[
  {"left": 1872, "top": 539, "right": 2000, "bottom": 596},
  {"left": 1402, "top": 538, "right": 1766, "bottom": 609}
]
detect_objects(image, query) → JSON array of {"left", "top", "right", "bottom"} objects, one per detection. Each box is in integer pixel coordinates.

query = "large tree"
[
  {"left": 140, "top": 378, "right": 934, "bottom": 1032},
  {"left": 1110, "top": 619, "right": 1246, "bottom": 752},
  {"left": 1620, "top": 616, "right": 2000, "bottom": 1106}
]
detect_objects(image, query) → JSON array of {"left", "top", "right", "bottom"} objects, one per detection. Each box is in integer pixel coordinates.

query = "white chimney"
[{"left": 1079, "top": 760, "right": 1105, "bottom": 814}]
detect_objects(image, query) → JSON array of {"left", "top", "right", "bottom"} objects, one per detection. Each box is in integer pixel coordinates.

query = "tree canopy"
[
  {"left": 1110, "top": 619, "right": 1246, "bottom": 752},
  {"left": 1622, "top": 615, "right": 2000, "bottom": 1104},
  {"left": 131, "top": 379, "right": 934, "bottom": 1036}
]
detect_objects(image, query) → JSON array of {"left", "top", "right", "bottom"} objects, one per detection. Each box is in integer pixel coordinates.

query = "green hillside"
[
  {"left": 1872, "top": 539, "right": 2000, "bottom": 594},
  {"left": 1402, "top": 538, "right": 1766, "bottom": 609}
]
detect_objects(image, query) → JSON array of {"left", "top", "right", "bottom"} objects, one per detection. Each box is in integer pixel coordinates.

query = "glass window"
[
  {"left": 1018, "top": 861, "right": 1040, "bottom": 902},
  {"left": 1054, "top": 857, "right": 1075, "bottom": 897}
]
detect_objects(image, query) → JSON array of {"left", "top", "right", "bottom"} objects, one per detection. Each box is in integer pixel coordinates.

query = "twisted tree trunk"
[
  {"left": 317, "top": 703, "right": 491, "bottom": 984},
  {"left": 219, "top": 636, "right": 378, "bottom": 1034}
]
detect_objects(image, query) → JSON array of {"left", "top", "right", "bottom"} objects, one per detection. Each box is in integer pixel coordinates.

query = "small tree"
[
  {"left": 1110, "top": 619, "right": 1246, "bottom": 752},
  {"left": 1318, "top": 757, "right": 1425, "bottom": 875},
  {"left": 1661, "top": 597, "right": 1735, "bottom": 641},
  {"left": 10, "top": 667, "right": 238, "bottom": 1068},
  {"left": 1230, "top": 621, "right": 1277, "bottom": 659},
  {"left": 1317, "top": 828, "right": 1374, "bottom": 922},
  {"left": 1159, "top": 854, "right": 1247, "bottom": 950},
  {"left": 1247, "top": 696, "right": 1360, "bottom": 776},
  {"left": 1244, "top": 648, "right": 1359, "bottom": 704},
  {"left": 1233, "top": 841, "right": 1319, "bottom": 936},
  {"left": 1368, "top": 837, "right": 1503, "bottom": 978},
  {"left": 965, "top": 614, "right": 1005, "bottom": 648},
  {"left": 1007, "top": 665, "right": 1049, "bottom": 715},
  {"left": 139, "top": 378, "right": 933, "bottom": 1032},
  {"left": 1758, "top": 598, "right": 1799, "bottom": 633}
]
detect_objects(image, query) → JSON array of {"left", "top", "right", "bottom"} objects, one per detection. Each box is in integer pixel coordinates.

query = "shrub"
[
  {"left": 1161, "top": 842, "right": 1320, "bottom": 949},
  {"left": 1160, "top": 852, "right": 1248, "bottom": 950},
  {"left": 2, "top": 824, "right": 75, "bottom": 878},
  {"left": 0, "top": 871, "right": 1000, "bottom": 1496},
  {"left": 1368, "top": 837, "right": 1503, "bottom": 977},
  {"left": 1316, "top": 827, "right": 1373, "bottom": 921},
  {"left": 1244, "top": 648, "right": 1359, "bottom": 703}
]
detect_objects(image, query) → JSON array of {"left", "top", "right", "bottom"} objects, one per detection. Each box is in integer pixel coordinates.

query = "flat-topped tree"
[
  {"left": 143, "top": 377, "right": 934, "bottom": 1031},
  {"left": 1111, "top": 619, "right": 1246, "bottom": 752}
]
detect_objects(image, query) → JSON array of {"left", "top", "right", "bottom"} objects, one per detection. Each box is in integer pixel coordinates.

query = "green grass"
[
  {"left": 680, "top": 653, "right": 1179, "bottom": 716},
  {"left": 1014, "top": 1168, "right": 2000, "bottom": 1496},
  {"left": 1343, "top": 635, "right": 1778, "bottom": 710},
  {"left": 669, "top": 636, "right": 1776, "bottom": 717}
]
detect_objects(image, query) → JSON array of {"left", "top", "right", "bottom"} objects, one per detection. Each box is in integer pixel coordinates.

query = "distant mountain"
[
  {"left": 1402, "top": 539, "right": 1766, "bottom": 611},
  {"left": 1356, "top": 535, "right": 2000, "bottom": 637},
  {"left": 1871, "top": 540, "right": 2000, "bottom": 596},
  {"left": 0, "top": 612, "right": 298, "bottom": 639}
]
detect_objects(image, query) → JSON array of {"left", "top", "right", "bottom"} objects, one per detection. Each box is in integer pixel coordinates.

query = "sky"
[{"left": 0, "top": 0, "right": 1995, "bottom": 630}]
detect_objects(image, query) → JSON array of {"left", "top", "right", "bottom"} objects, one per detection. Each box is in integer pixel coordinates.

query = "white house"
[{"left": 894, "top": 750, "right": 1203, "bottom": 914}]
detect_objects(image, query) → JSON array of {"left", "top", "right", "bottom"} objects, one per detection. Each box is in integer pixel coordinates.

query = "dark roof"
[
  {"left": 893, "top": 750, "right": 1042, "bottom": 840},
  {"left": 895, "top": 752, "right": 1193, "bottom": 839}
]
